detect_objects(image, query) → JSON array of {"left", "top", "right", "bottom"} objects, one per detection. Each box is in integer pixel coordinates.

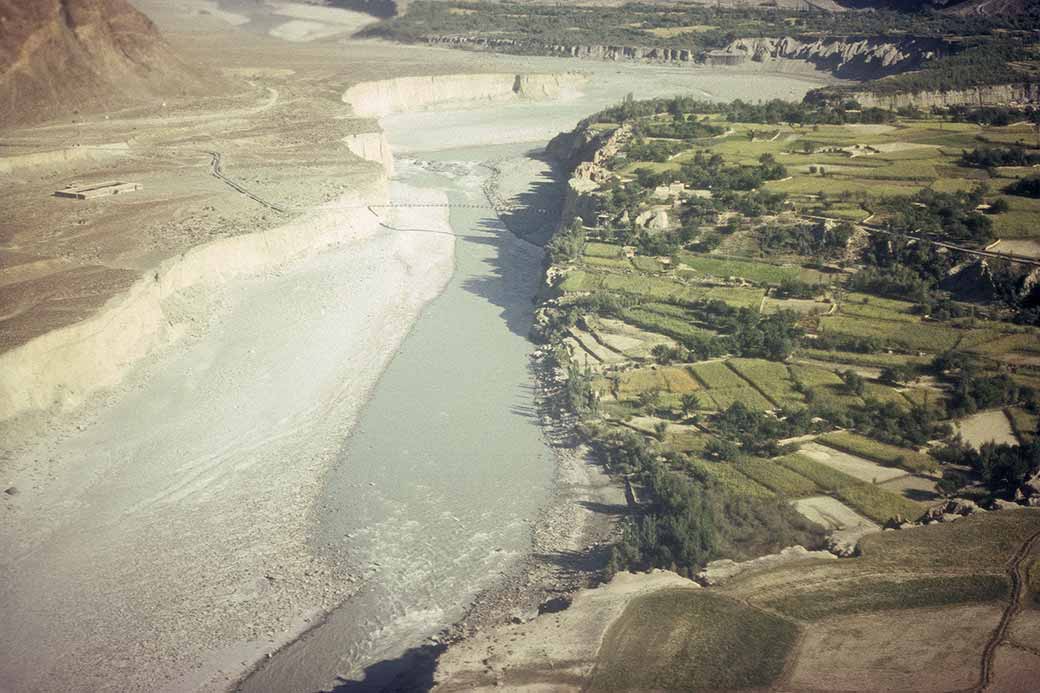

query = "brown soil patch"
[{"left": 786, "top": 604, "right": 1003, "bottom": 691}]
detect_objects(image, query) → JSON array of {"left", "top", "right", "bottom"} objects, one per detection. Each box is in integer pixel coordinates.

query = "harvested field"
[
  {"left": 592, "top": 317, "right": 676, "bottom": 359},
  {"left": 792, "top": 495, "right": 876, "bottom": 531},
  {"left": 786, "top": 604, "right": 1004, "bottom": 692},
  {"left": 798, "top": 441, "right": 907, "bottom": 484},
  {"left": 878, "top": 473, "right": 939, "bottom": 502},
  {"left": 590, "top": 590, "right": 797, "bottom": 692},
  {"left": 955, "top": 409, "right": 1019, "bottom": 449},
  {"left": 989, "top": 646, "right": 1040, "bottom": 693},
  {"left": 817, "top": 431, "right": 937, "bottom": 474},
  {"left": 765, "top": 574, "right": 1008, "bottom": 621},
  {"left": 778, "top": 454, "right": 923, "bottom": 523}
]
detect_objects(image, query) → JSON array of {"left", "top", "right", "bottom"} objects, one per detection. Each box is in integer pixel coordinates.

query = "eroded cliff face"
[
  {"left": 849, "top": 82, "right": 1040, "bottom": 109},
  {"left": 719, "top": 36, "right": 942, "bottom": 79},
  {"left": 422, "top": 35, "right": 943, "bottom": 80},
  {"left": 0, "top": 177, "right": 389, "bottom": 421},
  {"left": 342, "top": 72, "right": 587, "bottom": 118},
  {"left": 546, "top": 121, "right": 630, "bottom": 232},
  {"left": 343, "top": 131, "right": 395, "bottom": 176}
]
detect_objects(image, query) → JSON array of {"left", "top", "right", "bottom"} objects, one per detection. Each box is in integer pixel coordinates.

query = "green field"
[
  {"left": 678, "top": 252, "right": 820, "bottom": 286},
  {"left": 727, "top": 358, "right": 805, "bottom": 409},
  {"left": 687, "top": 457, "right": 774, "bottom": 497},
  {"left": 736, "top": 457, "right": 822, "bottom": 497},
  {"left": 776, "top": 453, "right": 924, "bottom": 523},
  {"left": 819, "top": 314, "right": 962, "bottom": 352},
  {"left": 690, "top": 360, "right": 746, "bottom": 389}
]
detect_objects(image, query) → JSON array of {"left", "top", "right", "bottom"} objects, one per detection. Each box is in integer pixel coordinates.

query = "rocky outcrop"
[
  {"left": 0, "top": 0, "right": 218, "bottom": 129},
  {"left": 0, "top": 177, "right": 389, "bottom": 421},
  {"left": 342, "top": 72, "right": 587, "bottom": 118},
  {"left": 423, "top": 34, "right": 943, "bottom": 80},
  {"left": 697, "top": 546, "right": 836, "bottom": 586}
]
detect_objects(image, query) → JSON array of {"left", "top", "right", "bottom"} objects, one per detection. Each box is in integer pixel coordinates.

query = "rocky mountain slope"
[{"left": 0, "top": 0, "right": 215, "bottom": 129}]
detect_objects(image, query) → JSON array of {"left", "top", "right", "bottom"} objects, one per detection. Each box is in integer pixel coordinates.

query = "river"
[{"left": 241, "top": 65, "right": 823, "bottom": 692}]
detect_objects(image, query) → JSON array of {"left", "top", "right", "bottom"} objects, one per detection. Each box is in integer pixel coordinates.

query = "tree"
[
  {"left": 880, "top": 365, "right": 916, "bottom": 386},
  {"left": 637, "top": 388, "right": 662, "bottom": 415},
  {"left": 840, "top": 369, "right": 865, "bottom": 396},
  {"left": 681, "top": 393, "right": 701, "bottom": 420}
]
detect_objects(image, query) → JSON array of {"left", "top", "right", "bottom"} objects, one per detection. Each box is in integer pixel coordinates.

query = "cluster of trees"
[
  {"left": 709, "top": 402, "right": 814, "bottom": 458},
  {"left": 1006, "top": 174, "right": 1040, "bottom": 199},
  {"left": 759, "top": 221, "right": 853, "bottom": 260},
  {"left": 947, "top": 370, "right": 1028, "bottom": 417},
  {"left": 547, "top": 218, "right": 586, "bottom": 264},
  {"left": 588, "top": 426, "right": 823, "bottom": 577},
  {"left": 879, "top": 187, "right": 992, "bottom": 244},
  {"left": 634, "top": 114, "right": 725, "bottom": 141},
  {"left": 848, "top": 264, "right": 936, "bottom": 303},
  {"left": 818, "top": 398, "right": 940, "bottom": 447},
  {"left": 947, "top": 105, "right": 1040, "bottom": 127},
  {"left": 677, "top": 152, "right": 787, "bottom": 191},
  {"left": 625, "top": 138, "right": 685, "bottom": 163},
  {"left": 936, "top": 437, "right": 1040, "bottom": 500},
  {"left": 600, "top": 96, "right": 898, "bottom": 127},
  {"left": 961, "top": 146, "right": 1040, "bottom": 169}
]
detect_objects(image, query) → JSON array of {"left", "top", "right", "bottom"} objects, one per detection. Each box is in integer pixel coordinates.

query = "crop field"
[
  {"left": 630, "top": 255, "right": 665, "bottom": 273},
  {"left": 735, "top": 457, "right": 821, "bottom": 497},
  {"left": 677, "top": 252, "right": 816, "bottom": 286},
  {"left": 1007, "top": 406, "right": 1038, "bottom": 443},
  {"left": 992, "top": 196, "right": 1040, "bottom": 239},
  {"left": 689, "top": 360, "right": 745, "bottom": 389},
  {"left": 861, "top": 382, "right": 911, "bottom": 408},
  {"left": 592, "top": 590, "right": 797, "bottom": 692},
  {"left": 819, "top": 314, "right": 962, "bottom": 352},
  {"left": 839, "top": 298, "right": 917, "bottom": 324},
  {"left": 793, "top": 495, "right": 875, "bottom": 530},
  {"left": 667, "top": 427, "right": 712, "bottom": 453},
  {"left": 584, "top": 242, "right": 623, "bottom": 258},
  {"left": 559, "top": 269, "right": 707, "bottom": 304},
  {"left": 619, "top": 306, "right": 715, "bottom": 343},
  {"left": 702, "top": 386, "right": 775, "bottom": 412},
  {"left": 686, "top": 457, "right": 774, "bottom": 498},
  {"left": 788, "top": 363, "right": 844, "bottom": 388},
  {"left": 726, "top": 358, "right": 805, "bottom": 409},
  {"left": 804, "top": 383, "right": 864, "bottom": 413},
  {"left": 702, "top": 285, "right": 767, "bottom": 309},
  {"left": 776, "top": 453, "right": 924, "bottom": 523},
  {"left": 818, "top": 431, "right": 937, "bottom": 474},
  {"left": 798, "top": 441, "right": 908, "bottom": 485},
  {"left": 796, "top": 349, "right": 933, "bottom": 370},
  {"left": 583, "top": 255, "right": 632, "bottom": 270}
]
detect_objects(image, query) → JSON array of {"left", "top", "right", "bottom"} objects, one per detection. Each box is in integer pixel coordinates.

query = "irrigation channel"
[{"left": 238, "top": 66, "right": 822, "bottom": 692}]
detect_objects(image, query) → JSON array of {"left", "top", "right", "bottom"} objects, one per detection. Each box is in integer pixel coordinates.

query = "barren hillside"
[{"left": 0, "top": 0, "right": 216, "bottom": 129}]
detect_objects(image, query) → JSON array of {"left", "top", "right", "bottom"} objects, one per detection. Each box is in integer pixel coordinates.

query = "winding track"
[{"left": 974, "top": 526, "right": 1040, "bottom": 691}]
